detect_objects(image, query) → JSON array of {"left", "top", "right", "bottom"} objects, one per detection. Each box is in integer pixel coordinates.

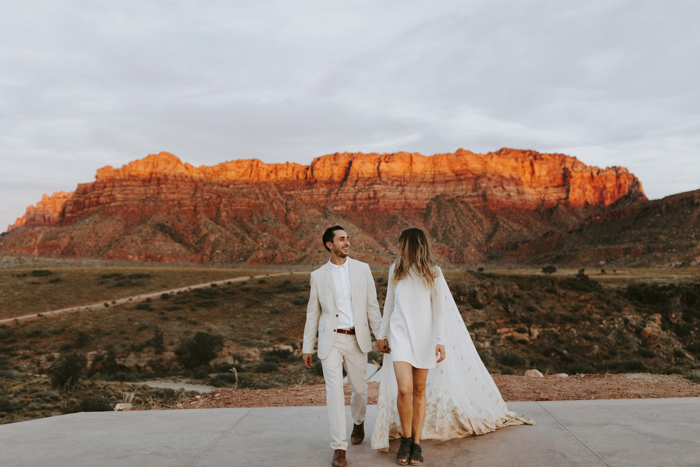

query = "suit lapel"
[{"left": 323, "top": 263, "right": 340, "bottom": 311}]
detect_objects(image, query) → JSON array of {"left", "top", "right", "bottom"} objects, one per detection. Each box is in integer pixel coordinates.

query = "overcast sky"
[{"left": 2, "top": 1, "right": 699, "bottom": 230}]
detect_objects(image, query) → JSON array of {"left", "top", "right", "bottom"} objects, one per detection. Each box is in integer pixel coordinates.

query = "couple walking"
[{"left": 303, "top": 226, "right": 533, "bottom": 466}]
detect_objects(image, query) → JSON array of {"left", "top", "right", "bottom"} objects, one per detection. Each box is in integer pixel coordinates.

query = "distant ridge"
[{"left": 5, "top": 147, "right": 690, "bottom": 267}]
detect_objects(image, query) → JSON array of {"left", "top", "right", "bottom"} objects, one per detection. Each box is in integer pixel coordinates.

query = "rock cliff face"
[
  {"left": 7, "top": 191, "right": 74, "bottom": 232},
  {"left": 1, "top": 149, "right": 652, "bottom": 265}
]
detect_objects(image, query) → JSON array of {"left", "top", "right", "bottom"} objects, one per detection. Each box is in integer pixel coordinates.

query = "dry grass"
[{"left": 0, "top": 267, "right": 278, "bottom": 320}]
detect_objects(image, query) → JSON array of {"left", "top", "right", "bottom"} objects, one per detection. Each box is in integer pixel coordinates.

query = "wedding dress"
[{"left": 371, "top": 270, "right": 534, "bottom": 451}]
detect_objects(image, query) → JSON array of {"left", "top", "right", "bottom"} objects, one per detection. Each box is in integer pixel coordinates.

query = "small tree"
[
  {"left": 51, "top": 352, "right": 87, "bottom": 389},
  {"left": 542, "top": 265, "right": 557, "bottom": 275},
  {"left": 176, "top": 332, "right": 224, "bottom": 369}
]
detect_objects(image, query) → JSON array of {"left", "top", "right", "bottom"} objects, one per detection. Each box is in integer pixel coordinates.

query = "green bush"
[
  {"left": 638, "top": 349, "right": 656, "bottom": 359},
  {"left": 63, "top": 395, "right": 113, "bottom": 414},
  {"left": 175, "top": 332, "right": 224, "bottom": 369},
  {"left": 75, "top": 331, "right": 91, "bottom": 348},
  {"left": 0, "top": 396, "right": 22, "bottom": 412},
  {"left": 673, "top": 348, "right": 686, "bottom": 359},
  {"left": 684, "top": 370, "right": 700, "bottom": 384},
  {"left": 542, "top": 265, "right": 557, "bottom": 275},
  {"left": 51, "top": 352, "right": 87, "bottom": 389},
  {"left": 30, "top": 269, "right": 52, "bottom": 277},
  {"left": 498, "top": 354, "right": 525, "bottom": 367},
  {"left": 255, "top": 362, "right": 278, "bottom": 373},
  {"left": 292, "top": 297, "right": 308, "bottom": 306},
  {"left": 500, "top": 366, "right": 515, "bottom": 375}
]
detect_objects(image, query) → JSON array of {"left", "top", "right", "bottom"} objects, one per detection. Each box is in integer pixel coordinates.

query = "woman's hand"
[
  {"left": 435, "top": 344, "right": 446, "bottom": 363},
  {"left": 378, "top": 339, "right": 391, "bottom": 354}
]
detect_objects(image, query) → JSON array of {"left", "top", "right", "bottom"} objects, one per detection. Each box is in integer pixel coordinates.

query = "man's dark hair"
[{"left": 323, "top": 226, "right": 345, "bottom": 252}]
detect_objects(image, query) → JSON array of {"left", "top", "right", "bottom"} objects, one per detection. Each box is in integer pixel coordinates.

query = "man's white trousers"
[{"left": 321, "top": 332, "right": 367, "bottom": 451}]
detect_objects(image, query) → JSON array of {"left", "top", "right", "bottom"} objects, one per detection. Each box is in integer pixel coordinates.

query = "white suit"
[{"left": 303, "top": 257, "right": 382, "bottom": 450}]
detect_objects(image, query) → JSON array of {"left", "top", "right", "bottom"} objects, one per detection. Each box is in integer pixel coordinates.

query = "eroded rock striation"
[{"left": 1, "top": 149, "right": 651, "bottom": 265}]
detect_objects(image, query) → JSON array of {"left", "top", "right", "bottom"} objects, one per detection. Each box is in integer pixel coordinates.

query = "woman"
[{"left": 372, "top": 228, "right": 533, "bottom": 465}]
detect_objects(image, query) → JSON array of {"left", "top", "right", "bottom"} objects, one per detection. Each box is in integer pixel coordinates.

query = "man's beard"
[{"left": 333, "top": 245, "right": 348, "bottom": 258}]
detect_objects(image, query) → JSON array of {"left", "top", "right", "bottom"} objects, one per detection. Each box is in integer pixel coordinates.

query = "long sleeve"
[
  {"left": 431, "top": 267, "right": 446, "bottom": 345},
  {"left": 366, "top": 264, "right": 383, "bottom": 339},
  {"left": 302, "top": 274, "right": 321, "bottom": 354},
  {"left": 378, "top": 265, "right": 395, "bottom": 341}
]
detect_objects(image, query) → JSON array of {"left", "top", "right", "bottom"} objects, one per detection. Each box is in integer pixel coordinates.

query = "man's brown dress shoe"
[
  {"left": 351, "top": 421, "right": 365, "bottom": 445},
  {"left": 332, "top": 449, "right": 347, "bottom": 467}
]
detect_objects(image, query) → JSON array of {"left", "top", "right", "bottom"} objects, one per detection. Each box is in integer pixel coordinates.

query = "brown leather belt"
[{"left": 335, "top": 328, "right": 355, "bottom": 335}]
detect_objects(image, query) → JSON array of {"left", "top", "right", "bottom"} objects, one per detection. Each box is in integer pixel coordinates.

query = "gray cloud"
[{"left": 2, "top": 0, "right": 700, "bottom": 229}]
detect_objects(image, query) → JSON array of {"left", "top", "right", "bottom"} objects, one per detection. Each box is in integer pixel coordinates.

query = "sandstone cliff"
[{"left": 1, "top": 149, "right": 651, "bottom": 265}]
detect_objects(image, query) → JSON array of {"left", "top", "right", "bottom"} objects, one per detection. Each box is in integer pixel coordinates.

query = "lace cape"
[{"left": 371, "top": 272, "right": 534, "bottom": 451}]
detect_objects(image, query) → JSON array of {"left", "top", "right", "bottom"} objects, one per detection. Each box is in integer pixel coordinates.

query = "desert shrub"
[
  {"left": 673, "top": 323, "right": 692, "bottom": 337},
  {"left": 515, "top": 327, "right": 528, "bottom": 334},
  {"left": 684, "top": 370, "right": 700, "bottom": 384},
  {"left": 686, "top": 343, "right": 700, "bottom": 355},
  {"left": 292, "top": 297, "right": 307, "bottom": 306},
  {"left": 26, "top": 329, "right": 47, "bottom": 338},
  {"left": 516, "top": 339, "right": 529, "bottom": 345},
  {"left": 240, "top": 286, "right": 251, "bottom": 292},
  {"left": 521, "top": 316, "right": 534, "bottom": 326},
  {"left": 498, "top": 354, "right": 525, "bottom": 367},
  {"left": 673, "top": 348, "right": 686, "bottom": 359},
  {"left": 161, "top": 293, "right": 171, "bottom": 300},
  {"left": 0, "top": 396, "right": 22, "bottom": 412},
  {"left": 601, "top": 359, "right": 647, "bottom": 373},
  {"left": 135, "top": 303, "right": 152, "bottom": 311},
  {"left": 192, "top": 367, "right": 210, "bottom": 379},
  {"left": 51, "top": 352, "right": 87, "bottom": 389},
  {"left": 50, "top": 328, "right": 65, "bottom": 335},
  {"left": 247, "top": 298, "right": 261, "bottom": 306},
  {"left": 566, "top": 363, "right": 592, "bottom": 374},
  {"left": 500, "top": 366, "right": 515, "bottom": 375},
  {"left": 561, "top": 275, "right": 601, "bottom": 293},
  {"left": 114, "top": 279, "right": 145, "bottom": 287},
  {"left": 75, "top": 331, "right": 91, "bottom": 348},
  {"left": 638, "top": 349, "right": 656, "bottom": 359},
  {"left": 196, "top": 300, "right": 218, "bottom": 309},
  {"left": 255, "top": 362, "right": 278, "bottom": 373},
  {"left": 466, "top": 290, "right": 485, "bottom": 310},
  {"left": 545, "top": 313, "right": 557, "bottom": 323},
  {"left": 525, "top": 305, "right": 537, "bottom": 313},
  {"left": 560, "top": 314, "right": 580, "bottom": 324},
  {"left": 30, "top": 269, "right": 52, "bottom": 277},
  {"left": 258, "top": 279, "right": 266, "bottom": 284},
  {"left": 176, "top": 332, "right": 224, "bottom": 369},
  {"left": 0, "top": 328, "right": 14, "bottom": 341},
  {"left": 48, "top": 277, "right": 62, "bottom": 283},
  {"left": 470, "top": 321, "right": 486, "bottom": 329},
  {"left": 477, "top": 267, "right": 485, "bottom": 272},
  {"left": 63, "top": 395, "right": 113, "bottom": 414},
  {"left": 545, "top": 287, "right": 559, "bottom": 295},
  {"left": 101, "top": 273, "right": 125, "bottom": 279},
  {"left": 269, "top": 308, "right": 282, "bottom": 315},
  {"left": 128, "top": 273, "right": 151, "bottom": 280},
  {"left": 542, "top": 265, "right": 557, "bottom": 275},
  {"left": 59, "top": 343, "right": 72, "bottom": 351}
]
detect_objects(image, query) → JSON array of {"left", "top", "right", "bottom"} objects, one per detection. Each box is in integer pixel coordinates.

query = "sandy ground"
[{"left": 184, "top": 374, "right": 700, "bottom": 409}]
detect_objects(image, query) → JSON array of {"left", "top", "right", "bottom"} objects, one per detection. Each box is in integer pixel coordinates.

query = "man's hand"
[
  {"left": 377, "top": 339, "right": 391, "bottom": 354},
  {"left": 302, "top": 353, "right": 313, "bottom": 369},
  {"left": 435, "top": 344, "right": 446, "bottom": 363}
]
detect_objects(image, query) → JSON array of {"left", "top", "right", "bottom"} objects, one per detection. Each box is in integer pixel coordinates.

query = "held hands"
[
  {"left": 302, "top": 353, "right": 313, "bottom": 369},
  {"left": 377, "top": 339, "right": 391, "bottom": 354},
  {"left": 435, "top": 344, "right": 446, "bottom": 363}
]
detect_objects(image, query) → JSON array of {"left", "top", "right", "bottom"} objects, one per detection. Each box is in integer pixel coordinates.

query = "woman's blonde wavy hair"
[{"left": 392, "top": 227, "right": 438, "bottom": 288}]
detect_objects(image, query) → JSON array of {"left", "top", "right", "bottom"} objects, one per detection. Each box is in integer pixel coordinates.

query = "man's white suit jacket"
[{"left": 303, "top": 258, "right": 382, "bottom": 359}]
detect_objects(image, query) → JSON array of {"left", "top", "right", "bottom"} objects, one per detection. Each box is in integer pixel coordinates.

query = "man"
[{"left": 303, "top": 226, "right": 383, "bottom": 467}]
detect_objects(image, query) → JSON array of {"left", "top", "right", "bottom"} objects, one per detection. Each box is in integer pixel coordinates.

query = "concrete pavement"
[{"left": 1, "top": 398, "right": 699, "bottom": 466}]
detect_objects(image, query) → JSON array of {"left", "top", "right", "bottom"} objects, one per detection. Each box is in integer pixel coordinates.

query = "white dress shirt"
[{"left": 329, "top": 258, "right": 354, "bottom": 329}]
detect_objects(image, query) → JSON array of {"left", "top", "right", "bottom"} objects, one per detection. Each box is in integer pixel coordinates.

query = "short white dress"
[{"left": 378, "top": 264, "right": 446, "bottom": 369}]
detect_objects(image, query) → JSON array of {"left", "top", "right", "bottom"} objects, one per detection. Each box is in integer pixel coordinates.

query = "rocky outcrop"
[
  {"left": 7, "top": 191, "right": 74, "bottom": 232},
  {"left": 0, "top": 149, "right": 651, "bottom": 265}
]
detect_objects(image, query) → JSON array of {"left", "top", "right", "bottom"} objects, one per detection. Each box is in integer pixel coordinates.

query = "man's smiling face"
[{"left": 329, "top": 230, "right": 350, "bottom": 258}]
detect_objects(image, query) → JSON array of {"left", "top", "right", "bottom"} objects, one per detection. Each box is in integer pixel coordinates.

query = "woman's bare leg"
[
  {"left": 411, "top": 367, "right": 429, "bottom": 447},
  {"left": 393, "top": 361, "right": 415, "bottom": 439}
]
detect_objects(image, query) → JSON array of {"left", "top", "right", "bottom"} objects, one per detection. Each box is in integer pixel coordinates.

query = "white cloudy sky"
[{"left": 2, "top": 1, "right": 699, "bottom": 230}]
